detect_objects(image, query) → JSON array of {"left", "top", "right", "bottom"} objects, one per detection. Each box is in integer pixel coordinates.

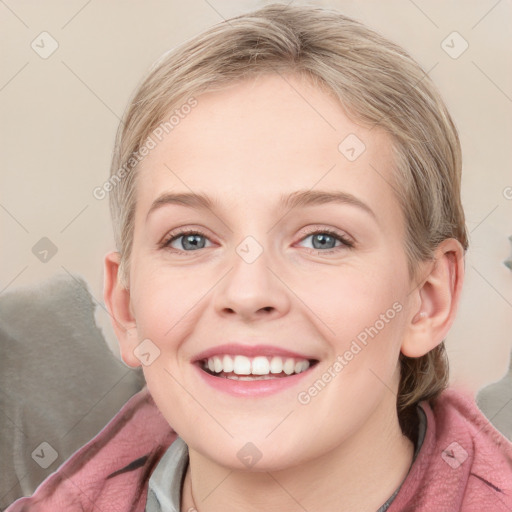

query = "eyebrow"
[{"left": 146, "top": 189, "right": 376, "bottom": 221}]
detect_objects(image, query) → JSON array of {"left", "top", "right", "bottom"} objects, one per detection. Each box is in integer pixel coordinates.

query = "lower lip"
[{"left": 193, "top": 363, "right": 316, "bottom": 397}]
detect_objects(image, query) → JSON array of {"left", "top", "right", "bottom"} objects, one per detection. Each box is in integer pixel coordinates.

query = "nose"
[{"left": 213, "top": 240, "right": 291, "bottom": 322}]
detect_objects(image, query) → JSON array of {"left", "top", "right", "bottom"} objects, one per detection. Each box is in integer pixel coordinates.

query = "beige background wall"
[{"left": 1, "top": 0, "right": 511, "bottom": 394}]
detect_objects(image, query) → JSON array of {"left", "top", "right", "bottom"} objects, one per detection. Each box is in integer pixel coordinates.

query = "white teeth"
[
  {"left": 295, "top": 360, "right": 309, "bottom": 373},
  {"left": 283, "top": 358, "right": 295, "bottom": 375},
  {"left": 228, "top": 374, "right": 275, "bottom": 380},
  {"left": 269, "top": 356, "right": 283, "bottom": 374},
  {"left": 251, "top": 356, "right": 270, "bottom": 375},
  {"left": 203, "top": 355, "right": 312, "bottom": 376},
  {"left": 233, "top": 355, "right": 251, "bottom": 375},
  {"left": 222, "top": 354, "right": 234, "bottom": 373}
]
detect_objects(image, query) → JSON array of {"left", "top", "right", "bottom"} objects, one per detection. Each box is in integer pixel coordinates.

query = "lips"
[
  {"left": 192, "top": 343, "right": 318, "bottom": 362},
  {"left": 192, "top": 343, "right": 319, "bottom": 384}
]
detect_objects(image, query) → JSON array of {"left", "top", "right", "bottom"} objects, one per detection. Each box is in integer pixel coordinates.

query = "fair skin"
[{"left": 104, "top": 72, "right": 464, "bottom": 512}]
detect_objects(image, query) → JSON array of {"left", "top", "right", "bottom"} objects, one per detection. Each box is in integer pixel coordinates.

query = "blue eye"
[
  {"left": 163, "top": 230, "right": 211, "bottom": 251},
  {"left": 298, "top": 229, "right": 354, "bottom": 254}
]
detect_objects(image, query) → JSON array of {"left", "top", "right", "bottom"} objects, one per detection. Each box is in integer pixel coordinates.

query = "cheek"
[
  {"left": 308, "top": 267, "right": 406, "bottom": 383},
  {"left": 300, "top": 264, "right": 402, "bottom": 336},
  {"left": 130, "top": 260, "right": 206, "bottom": 342}
]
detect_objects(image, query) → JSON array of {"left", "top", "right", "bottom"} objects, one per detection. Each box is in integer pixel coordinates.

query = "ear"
[
  {"left": 103, "top": 251, "right": 141, "bottom": 368},
  {"left": 401, "top": 238, "right": 465, "bottom": 358}
]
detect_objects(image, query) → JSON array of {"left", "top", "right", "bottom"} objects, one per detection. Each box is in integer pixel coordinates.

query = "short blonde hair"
[{"left": 108, "top": 3, "right": 468, "bottom": 434}]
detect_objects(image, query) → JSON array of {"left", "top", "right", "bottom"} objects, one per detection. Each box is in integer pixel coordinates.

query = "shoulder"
[
  {"left": 433, "top": 386, "right": 512, "bottom": 508},
  {"left": 388, "top": 385, "right": 512, "bottom": 511},
  {"left": 5, "top": 387, "right": 178, "bottom": 512}
]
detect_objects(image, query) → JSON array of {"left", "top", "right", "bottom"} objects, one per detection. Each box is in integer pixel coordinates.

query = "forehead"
[{"left": 136, "top": 72, "right": 403, "bottom": 235}]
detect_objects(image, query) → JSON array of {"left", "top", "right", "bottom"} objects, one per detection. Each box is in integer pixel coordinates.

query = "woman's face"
[{"left": 121, "top": 72, "right": 419, "bottom": 470}]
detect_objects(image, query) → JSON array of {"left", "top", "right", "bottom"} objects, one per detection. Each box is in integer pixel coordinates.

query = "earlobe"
[
  {"left": 103, "top": 251, "right": 141, "bottom": 368},
  {"left": 401, "top": 239, "right": 465, "bottom": 358}
]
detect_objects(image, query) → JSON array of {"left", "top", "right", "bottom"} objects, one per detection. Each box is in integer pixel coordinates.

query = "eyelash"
[
  {"left": 297, "top": 227, "right": 354, "bottom": 254},
  {"left": 160, "top": 227, "right": 354, "bottom": 255}
]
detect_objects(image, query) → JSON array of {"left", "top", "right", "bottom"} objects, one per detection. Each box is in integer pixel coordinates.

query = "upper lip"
[{"left": 192, "top": 343, "right": 318, "bottom": 363}]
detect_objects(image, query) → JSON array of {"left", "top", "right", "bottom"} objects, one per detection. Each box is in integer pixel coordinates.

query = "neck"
[{"left": 181, "top": 397, "right": 415, "bottom": 512}]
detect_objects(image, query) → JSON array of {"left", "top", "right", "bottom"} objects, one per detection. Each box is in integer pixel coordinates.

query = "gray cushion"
[
  {"left": 476, "top": 360, "right": 512, "bottom": 441},
  {"left": 0, "top": 273, "right": 144, "bottom": 508}
]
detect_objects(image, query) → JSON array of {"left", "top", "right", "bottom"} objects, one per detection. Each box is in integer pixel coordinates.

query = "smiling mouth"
[{"left": 199, "top": 354, "right": 319, "bottom": 380}]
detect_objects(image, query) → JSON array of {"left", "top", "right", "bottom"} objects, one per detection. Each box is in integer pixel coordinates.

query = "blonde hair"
[{"left": 108, "top": 3, "right": 468, "bottom": 434}]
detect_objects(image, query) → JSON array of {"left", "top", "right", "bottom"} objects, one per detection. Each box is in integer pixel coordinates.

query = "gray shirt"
[{"left": 146, "top": 405, "right": 427, "bottom": 512}]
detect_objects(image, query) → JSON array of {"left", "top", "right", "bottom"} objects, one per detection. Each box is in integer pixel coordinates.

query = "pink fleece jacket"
[{"left": 6, "top": 385, "right": 512, "bottom": 511}]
